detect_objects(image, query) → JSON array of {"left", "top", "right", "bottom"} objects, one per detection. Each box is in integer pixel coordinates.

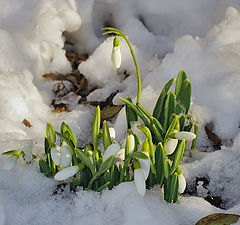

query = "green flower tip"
[{"left": 113, "top": 36, "right": 119, "bottom": 47}]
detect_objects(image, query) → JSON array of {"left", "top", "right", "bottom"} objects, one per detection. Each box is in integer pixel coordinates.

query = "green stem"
[
  {"left": 137, "top": 103, "right": 151, "bottom": 119},
  {"left": 102, "top": 27, "right": 141, "bottom": 104}
]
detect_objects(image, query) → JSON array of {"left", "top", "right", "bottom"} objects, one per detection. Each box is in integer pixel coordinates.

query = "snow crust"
[{"left": 1, "top": 0, "right": 240, "bottom": 224}]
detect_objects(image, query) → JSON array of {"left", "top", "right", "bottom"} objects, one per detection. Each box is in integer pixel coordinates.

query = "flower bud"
[
  {"left": 134, "top": 168, "right": 146, "bottom": 197},
  {"left": 129, "top": 134, "right": 135, "bottom": 153},
  {"left": 103, "top": 143, "right": 120, "bottom": 162},
  {"left": 111, "top": 36, "right": 121, "bottom": 69},
  {"left": 175, "top": 131, "right": 196, "bottom": 141}
]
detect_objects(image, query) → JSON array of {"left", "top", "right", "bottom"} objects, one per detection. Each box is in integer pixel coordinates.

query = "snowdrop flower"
[
  {"left": 116, "top": 148, "right": 125, "bottom": 161},
  {"left": 134, "top": 154, "right": 150, "bottom": 196},
  {"left": 111, "top": 36, "right": 121, "bottom": 69},
  {"left": 178, "top": 173, "right": 186, "bottom": 194},
  {"left": 109, "top": 127, "right": 116, "bottom": 140},
  {"left": 2, "top": 156, "right": 17, "bottom": 170},
  {"left": 165, "top": 138, "right": 178, "bottom": 155},
  {"left": 102, "top": 143, "right": 120, "bottom": 162},
  {"left": 54, "top": 165, "right": 80, "bottom": 181},
  {"left": 51, "top": 141, "right": 72, "bottom": 168},
  {"left": 175, "top": 131, "right": 196, "bottom": 141}
]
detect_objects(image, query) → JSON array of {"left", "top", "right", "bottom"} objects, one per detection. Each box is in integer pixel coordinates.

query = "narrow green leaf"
[
  {"left": 152, "top": 124, "right": 164, "bottom": 143},
  {"left": 164, "top": 115, "right": 178, "bottom": 142},
  {"left": 125, "top": 96, "right": 138, "bottom": 129},
  {"left": 92, "top": 106, "right": 101, "bottom": 161},
  {"left": 163, "top": 160, "right": 171, "bottom": 179},
  {"left": 60, "top": 121, "right": 77, "bottom": 147},
  {"left": 132, "top": 151, "right": 148, "bottom": 160},
  {"left": 175, "top": 70, "right": 187, "bottom": 97},
  {"left": 153, "top": 78, "right": 175, "bottom": 121},
  {"left": 102, "top": 120, "right": 112, "bottom": 150},
  {"left": 179, "top": 115, "right": 186, "bottom": 131},
  {"left": 109, "top": 165, "right": 115, "bottom": 190},
  {"left": 44, "top": 137, "right": 50, "bottom": 155},
  {"left": 88, "top": 155, "right": 115, "bottom": 189},
  {"left": 176, "top": 79, "right": 191, "bottom": 114},
  {"left": 96, "top": 182, "right": 110, "bottom": 192},
  {"left": 191, "top": 121, "right": 198, "bottom": 149},
  {"left": 155, "top": 143, "right": 166, "bottom": 185},
  {"left": 2, "top": 150, "right": 22, "bottom": 157},
  {"left": 169, "top": 173, "right": 179, "bottom": 203},
  {"left": 171, "top": 139, "right": 185, "bottom": 174},
  {"left": 119, "top": 97, "right": 150, "bottom": 127},
  {"left": 46, "top": 123, "right": 56, "bottom": 145},
  {"left": 75, "top": 148, "right": 95, "bottom": 176},
  {"left": 39, "top": 159, "right": 51, "bottom": 177},
  {"left": 163, "top": 91, "right": 176, "bottom": 132}
]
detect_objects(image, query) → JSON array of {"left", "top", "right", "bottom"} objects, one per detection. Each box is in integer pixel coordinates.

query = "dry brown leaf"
[{"left": 22, "top": 119, "right": 32, "bottom": 128}]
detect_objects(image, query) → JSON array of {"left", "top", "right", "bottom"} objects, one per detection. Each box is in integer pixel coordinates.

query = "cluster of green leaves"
[
  {"left": 121, "top": 71, "right": 198, "bottom": 203},
  {"left": 39, "top": 106, "right": 148, "bottom": 191}
]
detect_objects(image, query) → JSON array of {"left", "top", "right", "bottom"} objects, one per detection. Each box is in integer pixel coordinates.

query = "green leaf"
[
  {"left": 2, "top": 150, "right": 23, "bottom": 158},
  {"left": 125, "top": 97, "right": 138, "bottom": 129},
  {"left": 153, "top": 78, "right": 175, "bottom": 121},
  {"left": 175, "top": 79, "right": 191, "bottom": 115},
  {"left": 163, "top": 160, "right": 171, "bottom": 179},
  {"left": 46, "top": 123, "right": 56, "bottom": 145},
  {"left": 163, "top": 91, "right": 176, "bottom": 132},
  {"left": 119, "top": 97, "right": 150, "bottom": 127},
  {"left": 96, "top": 182, "right": 110, "bottom": 192},
  {"left": 152, "top": 124, "right": 164, "bottom": 143},
  {"left": 44, "top": 137, "right": 50, "bottom": 155},
  {"left": 75, "top": 148, "right": 95, "bottom": 176},
  {"left": 175, "top": 70, "right": 187, "bottom": 97},
  {"left": 179, "top": 115, "right": 186, "bottom": 131},
  {"left": 60, "top": 121, "right": 77, "bottom": 147},
  {"left": 155, "top": 143, "right": 166, "bottom": 185},
  {"left": 195, "top": 213, "right": 240, "bottom": 225},
  {"left": 164, "top": 115, "right": 178, "bottom": 142},
  {"left": 92, "top": 106, "right": 101, "bottom": 161},
  {"left": 39, "top": 159, "right": 51, "bottom": 177},
  {"left": 169, "top": 172, "right": 179, "bottom": 203},
  {"left": 191, "top": 121, "right": 198, "bottom": 149},
  {"left": 102, "top": 120, "right": 112, "bottom": 150},
  {"left": 132, "top": 151, "right": 148, "bottom": 160},
  {"left": 88, "top": 155, "right": 115, "bottom": 189},
  {"left": 171, "top": 139, "right": 185, "bottom": 174},
  {"left": 125, "top": 133, "right": 130, "bottom": 159}
]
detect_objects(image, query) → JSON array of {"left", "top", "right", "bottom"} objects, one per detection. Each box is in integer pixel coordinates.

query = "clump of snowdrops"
[{"left": 1, "top": 28, "right": 197, "bottom": 203}]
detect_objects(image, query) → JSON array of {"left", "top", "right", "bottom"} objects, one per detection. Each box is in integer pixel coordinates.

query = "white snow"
[{"left": 1, "top": 0, "right": 240, "bottom": 224}]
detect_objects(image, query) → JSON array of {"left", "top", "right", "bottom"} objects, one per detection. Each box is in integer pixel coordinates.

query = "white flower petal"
[
  {"left": 109, "top": 128, "right": 116, "bottom": 139},
  {"left": 166, "top": 138, "right": 178, "bottom": 155},
  {"left": 116, "top": 148, "right": 125, "bottom": 161},
  {"left": 139, "top": 155, "right": 150, "bottom": 181},
  {"left": 2, "top": 156, "right": 17, "bottom": 170},
  {"left": 129, "top": 134, "right": 135, "bottom": 153},
  {"left": 176, "top": 131, "right": 196, "bottom": 141},
  {"left": 103, "top": 143, "right": 120, "bottom": 162},
  {"left": 111, "top": 46, "right": 121, "bottom": 69},
  {"left": 54, "top": 165, "right": 79, "bottom": 181},
  {"left": 51, "top": 148, "right": 61, "bottom": 166},
  {"left": 134, "top": 169, "right": 146, "bottom": 196},
  {"left": 178, "top": 173, "right": 186, "bottom": 194},
  {"left": 60, "top": 145, "right": 72, "bottom": 168}
]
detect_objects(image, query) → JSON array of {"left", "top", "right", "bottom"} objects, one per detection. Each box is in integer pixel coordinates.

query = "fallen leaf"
[
  {"left": 22, "top": 119, "right": 32, "bottom": 128},
  {"left": 195, "top": 213, "right": 240, "bottom": 225},
  {"left": 101, "top": 105, "right": 124, "bottom": 122}
]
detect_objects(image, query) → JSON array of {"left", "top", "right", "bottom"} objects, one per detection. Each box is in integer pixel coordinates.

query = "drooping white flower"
[
  {"left": 116, "top": 148, "right": 125, "bottom": 161},
  {"left": 109, "top": 128, "right": 116, "bottom": 139},
  {"left": 134, "top": 168, "right": 146, "bottom": 197},
  {"left": 134, "top": 152, "right": 150, "bottom": 196},
  {"left": 51, "top": 147, "right": 61, "bottom": 166},
  {"left": 54, "top": 165, "right": 79, "bottom": 181},
  {"left": 102, "top": 143, "right": 120, "bottom": 162},
  {"left": 165, "top": 138, "right": 178, "bottom": 155},
  {"left": 50, "top": 142, "right": 72, "bottom": 168},
  {"left": 60, "top": 143, "right": 72, "bottom": 168},
  {"left": 178, "top": 173, "right": 186, "bottom": 194},
  {"left": 111, "top": 36, "right": 121, "bottom": 69},
  {"left": 2, "top": 156, "right": 17, "bottom": 170},
  {"left": 175, "top": 131, "right": 196, "bottom": 141}
]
